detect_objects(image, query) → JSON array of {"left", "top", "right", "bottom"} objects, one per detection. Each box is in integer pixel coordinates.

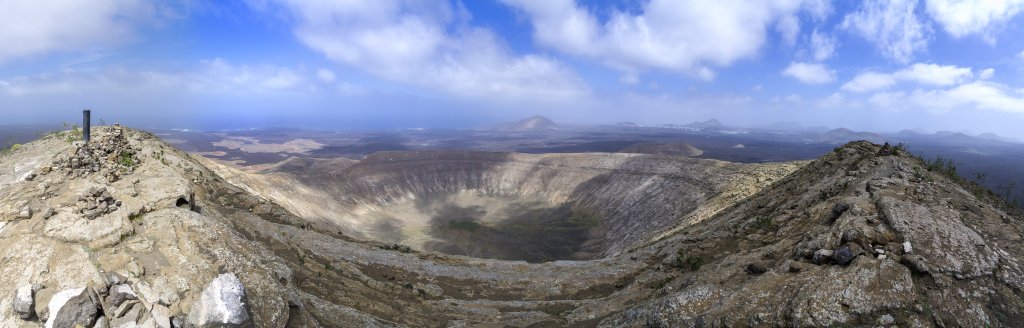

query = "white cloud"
[
  {"left": 0, "top": 0, "right": 178, "bottom": 63},
  {"left": 842, "top": 0, "right": 930, "bottom": 63},
  {"left": 1019, "top": 50, "right": 1024, "bottom": 59},
  {"left": 897, "top": 63, "right": 973, "bottom": 85},
  {"left": 925, "top": 0, "right": 1024, "bottom": 42},
  {"left": 0, "top": 59, "right": 327, "bottom": 96},
  {"left": 316, "top": 69, "right": 336, "bottom": 83},
  {"left": 803, "top": 0, "right": 834, "bottom": 21},
  {"left": 979, "top": 68, "right": 995, "bottom": 79},
  {"left": 816, "top": 92, "right": 846, "bottom": 108},
  {"left": 782, "top": 62, "right": 836, "bottom": 84},
  {"left": 809, "top": 29, "right": 837, "bottom": 61},
  {"left": 776, "top": 14, "right": 800, "bottom": 46},
  {"left": 842, "top": 72, "right": 897, "bottom": 92},
  {"left": 260, "top": 0, "right": 587, "bottom": 100},
  {"left": 198, "top": 58, "right": 308, "bottom": 92},
  {"left": 500, "top": 0, "right": 823, "bottom": 78},
  {"left": 868, "top": 81, "right": 1024, "bottom": 113},
  {"left": 843, "top": 63, "right": 973, "bottom": 92}
]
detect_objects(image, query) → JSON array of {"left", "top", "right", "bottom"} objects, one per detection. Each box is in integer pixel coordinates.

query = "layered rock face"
[
  {"left": 2, "top": 128, "right": 1023, "bottom": 327},
  {"left": 206, "top": 150, "right": 795, "bottom": 261}
]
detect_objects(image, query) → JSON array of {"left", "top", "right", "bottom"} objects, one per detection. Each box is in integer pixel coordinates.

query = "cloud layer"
[
  {"left": 263, "top": 0, "right": 587, "bottom": 99},
  {"left": 500, "top": 0, "right": 826, "bottom": 79},
  {"left": 0, "top": 0, "right": 177, "bottom": 63},
  {"left": 1, "top": 0, "right": 1024, "bottom": 136}
]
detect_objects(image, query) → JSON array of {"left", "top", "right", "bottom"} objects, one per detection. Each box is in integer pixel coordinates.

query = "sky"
[{"left": 2, "top": 0, "right": 1024, "bottom": 136}]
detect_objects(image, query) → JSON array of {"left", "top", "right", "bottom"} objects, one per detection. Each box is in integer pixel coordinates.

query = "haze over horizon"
[{"left": 2, "top": 1, "right": 1024, "bottom": 136}]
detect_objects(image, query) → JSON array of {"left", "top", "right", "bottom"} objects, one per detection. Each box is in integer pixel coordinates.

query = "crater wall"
[{"left": 205, "top": 150, "right": 799, "bottom": 260}]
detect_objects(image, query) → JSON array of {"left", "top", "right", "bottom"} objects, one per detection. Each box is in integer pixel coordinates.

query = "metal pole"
[{"left": 83, "top": 109, "right": 91, "bottom": 143}]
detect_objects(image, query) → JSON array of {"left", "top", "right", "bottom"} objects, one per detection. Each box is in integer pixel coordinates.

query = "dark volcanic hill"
[
  {"left": 618, "top": 141, "right": 703, "bottom": 157},
  {"left": 2, "top": 128, "right": 1024, "bottom": 327}
]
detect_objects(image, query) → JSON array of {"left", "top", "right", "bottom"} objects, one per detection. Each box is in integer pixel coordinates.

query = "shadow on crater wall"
[{"left": 421, "top": 198, "right": 603, "bottom": 263}]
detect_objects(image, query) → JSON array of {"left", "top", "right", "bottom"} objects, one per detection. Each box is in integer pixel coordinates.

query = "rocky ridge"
[{"left": 0, "top": 127, "right": 1022, "bottom": 327}]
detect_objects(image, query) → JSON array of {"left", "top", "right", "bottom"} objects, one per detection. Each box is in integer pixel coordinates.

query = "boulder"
[
  {"left": 812, "top": 249, "right": 833, "bottom": 264},
  {"left": 45, "top": 288, "right": 99, "bottom": 328},
  {"left": 831, "top": 241, "right": 864, "bottom": 264},
  {"left": 745, "top": 262, "right": 770, "bottom": 275},
  {"left": 152, "top": 303, "right": 172, "bottom": 328},
  {"left": 832, "top": 243, "right": 863, "bottom": 265},
  {"left": 187, "top": 273, "right": 252, "bottom": 327},
  {"left": 12, "top": 284, "right": 36, "bottom": 320},
  {"left": 106, "top": 284, "right": 138, "bottom": 309}
]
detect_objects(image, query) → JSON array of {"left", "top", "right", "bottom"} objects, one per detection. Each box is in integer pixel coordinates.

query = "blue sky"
[{"left": 2, "top": 0, "right": 1024, "bottom": 137}]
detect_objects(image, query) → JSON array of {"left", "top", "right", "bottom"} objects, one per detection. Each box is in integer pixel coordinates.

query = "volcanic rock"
[
  {"left": 12, "top": 284, "right": 36, "bottom": 320},
  {"left": 833, "top": 242, "right": 863, "bottom": 265},
  {"left": 187, "top": 273, "right": 252, "bottom": 327},
  {"left": 45, "top": 288, "right": 99, "bottom": 328}
]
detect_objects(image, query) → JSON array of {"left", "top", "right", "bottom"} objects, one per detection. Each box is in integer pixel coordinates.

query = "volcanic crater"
[{"left": 209, "top": 150, "right": 796, "bottom": 262}]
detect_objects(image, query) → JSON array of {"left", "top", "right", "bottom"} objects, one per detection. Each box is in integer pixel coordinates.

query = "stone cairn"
[
  {"left": 76, "top": 187, "right": 121, "bottom": 220},
  {"left": 43, "top": 126, "right": 140, "bottom": 182}
]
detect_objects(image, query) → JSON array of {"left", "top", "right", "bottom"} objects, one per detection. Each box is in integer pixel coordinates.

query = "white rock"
[
  {"left": 902, "top": 241, "right": 912, "bottom": 254},
  {"left": 879, "top": 313, "right": 895, "bottom": 325},
  {"left": 16, "top": 206, "right": 32, "bottom": 220},
  {"left": 12, "top": 284, "right": 35, "bottom": 320},
  {"left": 878, "top": 255, "right": 887, "bottom": 260},
  {"left": 151, "top": 303, "right": 172, "bottom": 328},
  {"left": 187, "top": 273, "right": 252, "bottom": 327}
]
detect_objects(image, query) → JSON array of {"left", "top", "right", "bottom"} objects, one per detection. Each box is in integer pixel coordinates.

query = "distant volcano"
[
  {"left": 504, "top": 115, "right": 558, "bottom": 131},
  {"left": 684, "top": 119, "right": 724, "bottom": 130}
]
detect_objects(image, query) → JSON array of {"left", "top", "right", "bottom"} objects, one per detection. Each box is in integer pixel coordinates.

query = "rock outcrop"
[{"left": 1, "top": 127, "right": 1023, "bottom": 327}]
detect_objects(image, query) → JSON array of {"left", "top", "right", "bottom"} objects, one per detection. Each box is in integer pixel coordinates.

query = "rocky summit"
[{"left": 1, "top": 127, "right": 1023, "bottom": 327}]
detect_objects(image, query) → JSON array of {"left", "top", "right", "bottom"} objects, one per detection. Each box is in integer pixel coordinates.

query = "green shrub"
[
  {"left": 1, "top": 143, "right": 20, "bottom": 155},
  {"left": 672, "top": 250, "right": 704, "bottom": 271},
  {"left": 118, "top": 151, "right": 136, "bottom": 167},
  {"left": 752, "top": 216, "right": 776, "bottom": 230}
]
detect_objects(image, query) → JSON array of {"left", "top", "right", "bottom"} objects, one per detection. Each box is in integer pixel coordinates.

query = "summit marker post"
[{"left": 83, "top": 109, "right": 91, "bottom": 143}]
